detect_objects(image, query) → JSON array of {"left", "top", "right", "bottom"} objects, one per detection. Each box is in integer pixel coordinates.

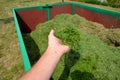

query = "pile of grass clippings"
[
  {"left": 98, "top": 29, "right": 120, "bottom": 47},
  {"left": 29, "top": 14, "right": 120, "bottom": 80},
  {"left": 77, "top": 19, "right": 120, "bottom": 47}
]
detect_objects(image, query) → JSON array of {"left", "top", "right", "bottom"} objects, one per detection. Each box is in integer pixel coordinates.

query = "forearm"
[
  {"left": 19, "top": 47, "right": 63, "bottom": 80},
  {"left": 19, "top": 29, "right": 69, "bottom": 80}
]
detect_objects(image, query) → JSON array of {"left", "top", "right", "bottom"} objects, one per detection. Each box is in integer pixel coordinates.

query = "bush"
[
  {"left": 84, "top": 0, "right": 101, "bottom": 4},
  {"left": 72, "top": 0, "right": 120, "bottom": 8}
]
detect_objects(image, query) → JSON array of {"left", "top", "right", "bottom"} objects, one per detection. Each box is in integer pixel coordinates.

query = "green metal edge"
[
  {"left": 72, "top": 3, "right": 75, "bottom": 15},
  {"left": 12, "top": 8, "right": 31, "bottom": 72},
  {"left": 46, "top": 8, "right": 51, "bottom": 21},
  {"left": 47, "top": 2, "right": 71, "bottom": 6},
  {"left": 15, "top": 2, "right": 71, "bottom": 11},
  {"left": 68, "top": 2, "right": 120, "bottom": 18},
  {"left": 14, "top": 2, "right": 120, "bottom": 18},
  {"left": 15, "top": 5, "right": 43, "bottom": 11},
  {"left": 43, "top": 4, "right": 51, "bottom": 21}
]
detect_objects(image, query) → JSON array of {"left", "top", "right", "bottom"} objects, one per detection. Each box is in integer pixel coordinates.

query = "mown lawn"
[{"left": 0, "top": 0, "right": 119, "bottom": 80}]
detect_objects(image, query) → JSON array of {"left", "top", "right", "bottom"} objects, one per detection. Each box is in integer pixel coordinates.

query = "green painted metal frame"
[
  {"left": 13, "top": 1, "right": 120, "bottom": 72},
  {"left": 12, "top": 9, "right": 31, "bottom": 72}
]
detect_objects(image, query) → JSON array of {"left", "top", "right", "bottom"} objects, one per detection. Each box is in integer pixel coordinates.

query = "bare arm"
[{"left": 19, "top": 30, "right": 70, "bottom": 80}]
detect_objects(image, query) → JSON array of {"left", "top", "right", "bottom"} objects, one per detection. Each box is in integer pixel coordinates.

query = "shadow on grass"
[
  {"left": 0, "top": 17, "right": 14, "bottom": 24},
  {"left": 19, "top": 0, "right": 32, "bottom": 3},
  {"left": 22, "top": 34, "right": 40, "bottom": 66},
  {"left": 71, "top": 70, "right": 97, "bottom": 80},
  {"left": 58, "top": 49, "right": 80, "bottom": 80},
  {"left": 58, "top": 49, "right": 96, "bottom": 80}
]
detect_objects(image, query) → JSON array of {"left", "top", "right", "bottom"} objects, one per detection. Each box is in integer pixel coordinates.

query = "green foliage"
[
  {"left": 29, "top": 14, "right": 120, "bottom": 80},
  {"left": 83, "top": 0, "right": 101, "bottom": 4},
  {"left": 72, "top": 0, "right": 120, "bottom": 8}
]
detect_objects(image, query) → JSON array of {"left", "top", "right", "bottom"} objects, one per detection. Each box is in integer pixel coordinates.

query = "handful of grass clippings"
[{"left": 29, "top": 14, "right": 120, "bottom": 80}]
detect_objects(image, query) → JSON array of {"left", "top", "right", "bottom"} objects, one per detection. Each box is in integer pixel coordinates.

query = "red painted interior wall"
[
  {"left": 75, "top": 7, "right": 120, "bottom": 28},
  {"left": 16, "top": 5, "right": 72, "bottom": 33},
  {"left": 16, "top": 5, "right": 120, "bottom": 33},
  {"left": 17, "top": 9, "right": 47, "bottom": 33},
  {"left": 50, "top": 5, "right": 72, "bottom": 19}
]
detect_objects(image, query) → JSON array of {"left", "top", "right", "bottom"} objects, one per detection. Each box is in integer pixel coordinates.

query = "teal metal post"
[
  {"left": 47, "top": 8, "right": 51, "bottom": 21},
  {"left": 72, "top": 4, "right": 75, "bottom": 15},
  {"left": 12, "top": 9, "right": 31, "bottom": 72},
  {"left": 45, "top": 4, "right": 51, "bottom": 21}
]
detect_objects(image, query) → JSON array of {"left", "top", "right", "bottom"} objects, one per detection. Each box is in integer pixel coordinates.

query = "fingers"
[
  {"left": 49, "top": 29, "right": 54, "bottom": 36},
  {"left": 63, "top": 45, "right": 70, "bottom": 53},
  {"left": 48, "top": 29, "right": 70, "bottom": 54},
  {"left": 48, "top": 29, "right": 55, "bottom": 39}
]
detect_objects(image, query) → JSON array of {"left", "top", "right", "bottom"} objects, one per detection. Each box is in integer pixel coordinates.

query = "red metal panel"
[
  {"left": 75, "top": 7, "right": 120, "bottom": 28},
  {"left": 95, "top": 13, "right": 119, "bottom": 28},
  {"left": 17, "top": 9, "right": 47, "bottom": 33},
  {"left": 75, "top": 7, "right": 95, "bottom": 21},
  {"left": 117, "top": 19, "right": 120, "bottom": 28},
  {"left": 50, "top": 5, "right": 72, "bottom": 19}
]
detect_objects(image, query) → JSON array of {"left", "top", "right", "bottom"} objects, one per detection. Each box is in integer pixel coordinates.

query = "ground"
[{"left": 0, "top": 0, "right": 119, "bottom": 80}]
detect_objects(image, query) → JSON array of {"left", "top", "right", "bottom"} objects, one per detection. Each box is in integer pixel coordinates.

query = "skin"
[{"left": 19, "top": 29, "right": 70, "bottom": 80}]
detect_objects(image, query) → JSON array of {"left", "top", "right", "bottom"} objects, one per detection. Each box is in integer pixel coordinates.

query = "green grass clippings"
[{"left": 25, "top": 14, "right": 120, "bottom": 80}]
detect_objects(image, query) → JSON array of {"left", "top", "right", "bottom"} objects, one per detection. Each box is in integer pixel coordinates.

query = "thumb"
[
  {"left": 49, "top": 29, "right": 55, "bottom": 36},
  {"left": 62, "top": 45, "right": 70, "bottom": 53}
]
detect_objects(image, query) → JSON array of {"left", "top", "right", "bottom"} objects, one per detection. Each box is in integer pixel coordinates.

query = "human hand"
[{"left": 48, "top": 29, "right": 70, "bottom": 56}]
